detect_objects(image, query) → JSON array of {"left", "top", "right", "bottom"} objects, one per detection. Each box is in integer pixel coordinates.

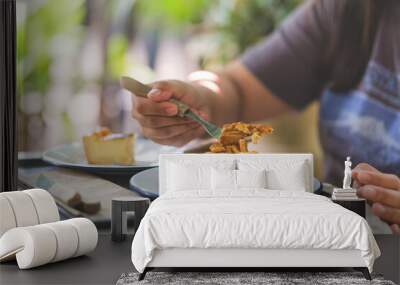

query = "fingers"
[
  {"left": 371, "top": 203, "right": 400, "bottom": 226},
  {"left": 150, "top": 126, "right": 205, "bottom": 147},
  {"left": 132, "top": 109, "right": 191, "bottom": 128},
  {"left": 352, "top": 163, "right": 400, "bottom": 231},
  {"left": 357, "top": 185, "right": 400, "bottom": 208},
  {"left": 147, "top": 88, "right": 174, "bottom": 102},
  {"left": 150, "top": 80, "right": 203, "bottom": 108},
  {"left": 352, "top": 163, "right": 380, "bottom": 188},
  {"left": 353, "top": 170, "right": 400, "bottom": 190},
  {"left": 352, "top": 179, "right": 362, "bottom": 189},
  {"left": 353, "top": 163, "right": 379, "bottom": 173},
  {"left": 132, "top": 79, "right": 205, "bottom": 120},
  {"left": 390, "top": 224, "right": 400, "bottom": 235},
  {"left": 133, "top": 96, "right": 178, "bottom": 116},
  {"left": 130, "top": 79, "right": 209, "bottom": 146},
  {"left": 151, "top": 80, "right": 187, "bottom": 100},
  {"left": 141, "top": 122, "right": 199, "bottom": 140}
]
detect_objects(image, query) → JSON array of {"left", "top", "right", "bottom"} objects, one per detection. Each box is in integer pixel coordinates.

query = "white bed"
[{"left": 131, "top": 154, "right": 380, "bottom": 280}]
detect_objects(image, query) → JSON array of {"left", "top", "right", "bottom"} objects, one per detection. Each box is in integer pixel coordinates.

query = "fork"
[{"left": 120, "top": 76, "right": 222, "bottom": 139}]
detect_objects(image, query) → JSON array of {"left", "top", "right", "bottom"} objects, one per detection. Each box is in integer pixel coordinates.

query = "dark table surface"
[{"left": 0, "top": 233, "right": 134, "bottom": 285}]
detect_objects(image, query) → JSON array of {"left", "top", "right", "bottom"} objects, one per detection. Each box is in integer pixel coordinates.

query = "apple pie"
[{"left": 209, "top": 122, "right": 273, "bottom": 153}]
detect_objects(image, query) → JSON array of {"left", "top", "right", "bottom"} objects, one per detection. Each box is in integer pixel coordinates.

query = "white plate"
[
  {"left": 129, "top": 167, "right": 159, "bottom": 199},
  {"left": 42, "top": 143, "right": 157, "bottom": 174}
]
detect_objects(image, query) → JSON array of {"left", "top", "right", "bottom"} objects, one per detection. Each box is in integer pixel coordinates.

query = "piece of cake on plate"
[{"left": 82, "top": 128, "right": 134, "bottom": 165}]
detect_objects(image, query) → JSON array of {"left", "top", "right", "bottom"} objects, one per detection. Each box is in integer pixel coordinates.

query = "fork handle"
[
  {"left": 120, "top": 76, "right": 189, "bottom": 117},
  {"left": 169, "top": 98, "right": 190, "bottom": 117}
]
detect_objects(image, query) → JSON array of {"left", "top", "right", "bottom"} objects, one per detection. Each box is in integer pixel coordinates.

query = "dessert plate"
[
  {"left": 129, "top": 167, "right": 159, "bottom": 199},
  {"left": 42, "top": 142, "right": 158, "bottom": 174}
]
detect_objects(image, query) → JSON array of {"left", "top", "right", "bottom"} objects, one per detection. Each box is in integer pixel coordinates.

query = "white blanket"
[{"left": 131, "top": 190, "right": 380, "bottom": 272}]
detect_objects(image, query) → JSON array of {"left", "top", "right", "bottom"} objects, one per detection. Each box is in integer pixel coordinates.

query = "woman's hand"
[
  {"left": 352, "top": 163, "right": 400, "bottom": 234},
  {"left": 132, "top": 80, "right": 213, "bottom": 147}
]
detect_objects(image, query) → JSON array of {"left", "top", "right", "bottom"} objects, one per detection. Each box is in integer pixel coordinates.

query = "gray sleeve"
[{"left": 241, "top": 0, "right": 334, "bottom": 110}]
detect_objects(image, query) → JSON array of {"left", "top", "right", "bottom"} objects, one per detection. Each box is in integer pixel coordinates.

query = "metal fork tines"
[{"left": 185, "top": 110, "right": 221, "bottom": 139}]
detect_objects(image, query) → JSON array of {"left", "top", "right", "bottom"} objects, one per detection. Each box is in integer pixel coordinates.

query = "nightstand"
[
  {"left": 111, "top": 197, "right": 150, "bottom": 242},
  {"left": 332, "top": 198, "right": 366, "bottom": 218}
]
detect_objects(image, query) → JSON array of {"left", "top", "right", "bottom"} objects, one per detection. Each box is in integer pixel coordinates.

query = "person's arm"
[
  {"left": 131, "top": 64, "right": 292, "bottom": 147},
  {"left": 353, "top": 163, "right": 400, "bottom": 235},
  {"left": 217, "top": 61, "right": 295, "bottom": 123},
  {"left": 187, "top": 61, "right": 295, "bottom": 124},
  {"left": 131, "top": 0, "right": 334, "bottom": 146}
]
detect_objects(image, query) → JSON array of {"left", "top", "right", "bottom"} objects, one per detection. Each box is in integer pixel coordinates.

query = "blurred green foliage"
[
  {"left": 17, "top": 0, "right": 85, "bottom": 96},
  {"left": 135, "top": 0, "right": 214, "bottom": 31},
  {"left": 18, "top": 0, "right": 302, "bottom": 96},
  {"left": 107, "top": 34, "right": 129, "bottom": 80},
  {"left": 220, "top": 0, "right": 302, "bottom": 53},
  {"left": 134, "top": 0, "right": 302, "bottom": 66}
]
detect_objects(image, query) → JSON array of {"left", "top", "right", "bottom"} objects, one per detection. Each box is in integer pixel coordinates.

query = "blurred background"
[{"left": 16, "top": 0, "right": 322, "bottom": 177}]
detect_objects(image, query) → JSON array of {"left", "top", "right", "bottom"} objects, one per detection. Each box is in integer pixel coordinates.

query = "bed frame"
[
  {"left": 138, "top": 154, "right": 371, "bottom": 281},
  {"left": 139, "top": 249, "right": 371, "bottom": 280}
]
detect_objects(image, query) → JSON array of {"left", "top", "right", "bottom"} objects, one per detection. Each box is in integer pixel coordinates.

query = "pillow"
[
  {"left": 211, "top": 169, "right": 267, "bottom": 190},
  {"left": 266, "top": 164, "right": 307, "bottom": 191},
  {"left": 165, "top": 159, "right": 236, "bottom": 192},
  {"left": 167, "top": 163, "right": 211, "bottom": 191},
  {"left": 211, "top": 168, "right": 236, "bottom": 190},
  {"left": 238, "top": 159, "right": 309, "bottom": 191},
  {"left": 236, "top": 169, "right": 267, "bottom": 188}
]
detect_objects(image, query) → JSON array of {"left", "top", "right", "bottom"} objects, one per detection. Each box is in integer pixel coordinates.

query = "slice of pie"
[
  {"left": 82, "top": 128, "right": 134, "bottom": 165},
  {"left": 209, "top": 122, "right": 273, "bottom": 154}
]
